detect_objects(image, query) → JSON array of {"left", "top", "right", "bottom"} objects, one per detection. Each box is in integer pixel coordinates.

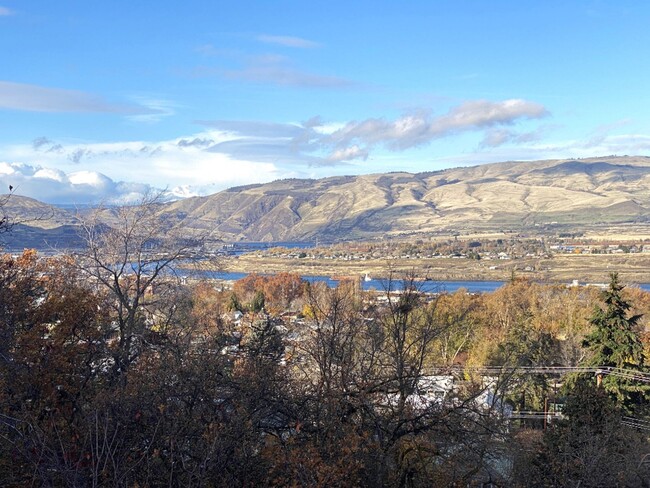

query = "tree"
[
  {"left": 250, "top": 290, "right": 266, "bottom": 313},
  {"left": 0, "top": 191, "right": 12, "bottom": 236},
  {"left": 431, "top": 289, "right": 480, "bottom": 365},
  {"left": 583, "top": 272, "right": 648, "bottom": 411},
  {"left": 523, "top": 378, "right": 650, "bottom": 487},
  {"left": 232, "top": 272, "right": 305, "bottom": 314},
  {"left": 74, "top": 191, "right": 203, "bottom": 383},
  {"left": 0, "top": 251, "right": 110, "bottom": 486}
]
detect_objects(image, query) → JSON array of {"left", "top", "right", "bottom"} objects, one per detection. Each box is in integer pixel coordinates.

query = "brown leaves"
[{"left": 233, "top": 272, "right": 305, "bottom": 314}]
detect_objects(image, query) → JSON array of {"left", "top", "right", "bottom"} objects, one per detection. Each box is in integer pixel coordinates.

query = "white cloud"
[
  {"left": 326, "top": 99, "right": 548, "bottom": 152},
  {"left": 0, "top": 6, "right": 12, "bottom": 15},
  {"left": 480, "top": 127, "right": 546, "bottom": 148},
  {"left": 33, "top": 167, "right": 66, "bottom": 182},
  {"left": 126, "top": 96, "right": 177, "bottom": 123},
  {"left": 327, "top": 145, "right": 368, "bottom": 161},
  {"left": 11, "top": 100, "right": 647, "bottom": 205},
  {"left": 435, "top": 129, "right": 650, "bottom": 169},
  {"left": 199, "top": 100, "right": 549, "bottom": 165},
  {"left": 68, "top": 170, "right": 112, "bottom": 187},
  {"left": 256, "top": 34, "right": 321, "bottom": 49},
  {"left": 0, "top": 130, "right": 284, "bottom": 203},
  {"left": 0, "top": 162, "right": 122, "bottom": 204}
]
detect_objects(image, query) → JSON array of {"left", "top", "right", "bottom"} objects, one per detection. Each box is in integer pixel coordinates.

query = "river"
[
  {"left": 188, "top": 270, "right": 650, "bottom": 294},
  {"left": 196, "top": 270, "right": 501, "bottom": 293}
]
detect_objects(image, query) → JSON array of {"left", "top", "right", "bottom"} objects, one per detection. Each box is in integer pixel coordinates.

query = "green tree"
[
  {"left": 583, "top": 272, "right": 648, "bottom": 411},
  {"left": 250, "top": 290, "right": 266, "bottom": 313},
  {"left": 521, "top": 378, "right": 650, "bottom": 488}
]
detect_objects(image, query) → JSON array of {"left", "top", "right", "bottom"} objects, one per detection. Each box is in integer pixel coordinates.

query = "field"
[{"left": 224, "top": 251, "right": 650, "bottom": 285}]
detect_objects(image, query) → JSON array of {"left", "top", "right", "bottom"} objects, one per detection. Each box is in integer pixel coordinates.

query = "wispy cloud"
[
  {"left": 5, "top": 111, "right": 650, "bottom": 205},
  {"left": 199, "top": 119, "right": 340, "bottom": 167},
  {"left": 325, "top": 99, "right": 549, "bottom": 153},
  {"left": 0, "top": 81, "right": 161, "bottom": 115},
  {"left": 582, "top": 120, "right": 632, "bottom": 148},
  {"left": 256, "top": 34, "right": 321, "bottom": 49},
  {"left": 222, "top": 55, "right": 354, "bottom": 88},
  {"left": 32, "top": 137, "right": 63, "bottom": 152},
  {"left": 176, "top": 137, "right": 214, "bottom": 148},
  {"left": 0, "top": 6, "right": 13, "bottom": 16},
  {"left": 198, "top": 119, "right": 305, "bottom": 138},
  {"left": 480, "top": 127, "right": 547, "bottom": 148},
  {"left": 198, "top": 99, "right": 549, "bottom": 165},
  {"left": 327, "top": 145, "right": 368, "bottom": 162},
  {"left": 126, "top": 96, "right": 176, "bottom": 123},
  {"left": 446, "top": 125, "right": 650, "bottom": 168},
  {"left": 578, "top": 133, "right": 650, "bottom": 154}
]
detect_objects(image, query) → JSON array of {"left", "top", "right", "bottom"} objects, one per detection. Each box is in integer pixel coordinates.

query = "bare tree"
[
  {"left": 0, "top": 188, "right": 16, "bottom": 237},
  {"left": 73, "top": 191, "right": 204, "bottom": 382}
]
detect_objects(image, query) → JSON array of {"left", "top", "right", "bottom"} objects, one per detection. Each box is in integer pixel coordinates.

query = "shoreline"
[{"left": 218, "top": 252, "right": 650, "bottom": 286}]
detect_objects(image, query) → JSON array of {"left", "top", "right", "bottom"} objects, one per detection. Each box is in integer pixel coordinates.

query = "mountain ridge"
[
  {"left": 3, "top": 156, "right": 650, "bottom": 246},
  {"left": 157, "top": 155, "right": 650, "bottom": 241}
]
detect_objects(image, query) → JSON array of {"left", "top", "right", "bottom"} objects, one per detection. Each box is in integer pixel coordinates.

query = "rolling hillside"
[
  {"left": 159, "top": 156, "right": 650, "bottom": 241},
  {"left": 3, "top": 156, "right": 650, "bottom": 247}
]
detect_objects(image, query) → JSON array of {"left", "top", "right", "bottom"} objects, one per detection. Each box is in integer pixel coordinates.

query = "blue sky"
[{"left": 1, "top": 1, "right": 650, "bottom": 203}]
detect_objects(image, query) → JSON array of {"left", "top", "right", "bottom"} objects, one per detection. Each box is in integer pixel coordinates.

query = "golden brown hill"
[
  {"left": 3, "top": 156, "right": 650, "bottom": 247},
  {"left": 160, "top": 156, "right": 650, "bottom": 241}
]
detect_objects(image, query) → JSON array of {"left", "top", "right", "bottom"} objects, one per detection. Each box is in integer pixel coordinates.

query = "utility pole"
[{"left": 544, "top": 397, "right": 548, "bottom": 430}]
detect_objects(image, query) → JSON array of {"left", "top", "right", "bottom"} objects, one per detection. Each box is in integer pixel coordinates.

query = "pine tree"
[{"left": 582, "top": 272, "right": 648, "bottom": 411}]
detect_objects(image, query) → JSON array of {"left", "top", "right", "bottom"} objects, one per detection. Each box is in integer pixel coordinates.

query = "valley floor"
[{"left": 225, "top": 252, "right": 650, "bottom": 285}]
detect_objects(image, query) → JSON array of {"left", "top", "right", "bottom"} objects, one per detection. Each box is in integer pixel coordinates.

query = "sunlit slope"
[
  {"left": 1, "top": 195, "right": 79, "bottom": 229},
  {"left": 159, "top": 156, "right": 650, "bottom": 241},
  {"left": 5, "top": 156, "right": 650, "bottom": 244}
]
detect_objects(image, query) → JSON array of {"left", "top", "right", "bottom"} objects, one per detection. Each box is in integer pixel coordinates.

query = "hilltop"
[
  {"left": 3, "top": 156, "right": 650, "bottom": 247},
  {"left": 159, "top": 156, "right": 650, "bottom": 241}
]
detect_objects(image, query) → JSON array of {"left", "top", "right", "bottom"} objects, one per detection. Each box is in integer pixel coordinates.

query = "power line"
[{"left": 430, "top": 365, "right": 650, "bottom": 383}]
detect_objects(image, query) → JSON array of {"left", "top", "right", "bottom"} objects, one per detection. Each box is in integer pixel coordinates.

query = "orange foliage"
[{"left": 233, "top": 273, "right": 305, "bottom": 313}]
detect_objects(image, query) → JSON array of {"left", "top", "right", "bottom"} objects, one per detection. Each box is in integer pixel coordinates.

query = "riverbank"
[{"left": 222, "top": 252, "right": 650, "bottom": 285}]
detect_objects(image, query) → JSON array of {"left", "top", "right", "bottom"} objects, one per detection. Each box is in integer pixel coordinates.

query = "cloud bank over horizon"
[
  {"left": 0, "top": 99, "right": 645, "bottom": 204},
  {"left": 0, "top": 97, "right": 559, "bottom": 203}
]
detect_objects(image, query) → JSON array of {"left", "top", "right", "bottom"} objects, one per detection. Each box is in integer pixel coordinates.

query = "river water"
[
  {"left": 188, "top": 270, "right": 650, "bottom": 294},
  {"left": 194, "top": 270, "right": 504, "bottom": 292}
]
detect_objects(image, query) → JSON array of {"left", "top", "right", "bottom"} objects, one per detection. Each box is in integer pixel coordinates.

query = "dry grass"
[{"left": 224, "top": 252, "right": 650, "bottom": 284}]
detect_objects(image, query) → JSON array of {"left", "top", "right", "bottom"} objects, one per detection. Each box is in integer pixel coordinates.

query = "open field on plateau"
[{"left": 225, "top": 251, "right": 650, "bottom": 284}]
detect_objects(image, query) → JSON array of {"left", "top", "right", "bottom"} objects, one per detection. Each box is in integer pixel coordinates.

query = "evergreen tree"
[
  {"left": 250, "top": 290, "right": 266, "bottom": 313},
  {"left": 527, "top": 378, "right": 650, "bottom": 487},
  {"left": 247, "top": 316, "right": 284, "bottom": 362},
  {"left": 582, "top": 272, "right": 648, "bottom": 411}
]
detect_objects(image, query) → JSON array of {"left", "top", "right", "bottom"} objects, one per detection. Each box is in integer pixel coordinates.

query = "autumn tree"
[
  {"left": 374, "top": 275, "right": 509, "bottom": 486},
  {"left": 74, "top": 191, "right": 202, "bottom": 382},
  {"left": 431, "top": 289, "right": 480, "bottom": 365},
  {"left": 0, "top": 190, "right": 13, "bottom": 236},
  {"left": 232, "top": 272, "right": 305, "bottom": 314},
  {"left": 0, "top": 251, "right": 110, "bottom": 486},
  {"left": 292, "top": 275, "right": 509, "bottom": 486}
]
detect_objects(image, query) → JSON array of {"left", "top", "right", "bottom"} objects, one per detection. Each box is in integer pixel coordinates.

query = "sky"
[{"left": 1, "top": 1, "right": 650, "bottom": 204}]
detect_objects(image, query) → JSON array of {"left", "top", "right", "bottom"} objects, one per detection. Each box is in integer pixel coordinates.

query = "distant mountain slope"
[
  {"left": 3, "top": 156, "right": 650, "bottom": 247},
  {"left": 160, "top": 156, "right": 650, "bottom": 241},
  {"left": 0, "top": 195, "right": 82, "bottom": 250},
  {"left": 1, "top": 195, "right": 79, "bottom": 229}
]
